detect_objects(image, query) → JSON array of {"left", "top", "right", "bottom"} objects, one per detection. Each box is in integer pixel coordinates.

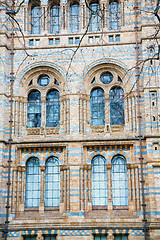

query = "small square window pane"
[
  {"left": 55, "top": 38, "right": 60, "bottom": 45},
  {"left": 49, "top": 39, "right": 53, "bottom": 45},
  {"left": 109, "top": 35, "right": 114, "bottom": 42},
  {"left": 29, "top": 39, "right": 34, "bottom": 46},
  {"left": 115, "top": 35, "right": 120, "bottom": 42},
  {"left": 75, "top": 37, "right": 80, "bottom": 44},
  {"left": 69, "top": 38, "right": 73, "bottom": 44}
]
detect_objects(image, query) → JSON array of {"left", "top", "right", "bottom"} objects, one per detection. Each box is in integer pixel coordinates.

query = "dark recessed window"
[
  {"left": 100, "top": 72, "right": 113, "bottom": 84},
  {"left": 38, "top": 75, "right": 50, "bottom": 86}
]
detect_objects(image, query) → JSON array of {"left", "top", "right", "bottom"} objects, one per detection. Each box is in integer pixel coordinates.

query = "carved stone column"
[
  {"left": 107, "top": 163, "right": 113, "bottom": 212},
  {"left": 60, "top": 165, "right": 70, "bottom": 213},
  {"left": 19, "top": 167, "right": 26, "bottom": 213},
  {"left": 39, "top": 166, "right": 45, "bottom": 213}
]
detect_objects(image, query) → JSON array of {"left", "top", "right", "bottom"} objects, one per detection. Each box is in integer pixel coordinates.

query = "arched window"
[
  {"left": 92, "top": 155, "right": 107, "bottom": 207},
  {"left": 25, "top": 158, "right": 41, "bottom": 207},
  {"left": 31, "top": 5, "right": 41, "bottom": 34},
  {"left": 46, "top": 90, "right": 60, "bottom": 127},
  {"left": 89, "top": 1, "right": 100, "bottom": 32},
  {"left": 50, "top": 3, "right": 60, "bottom": 33},
  {"left": 45, "top": 157, "right": 60, "bottom": 207},
  {"left": 27, "top": 90, "right": 41, "bottom": 128},
  {"left": 109, "top": 0, "right": 119, "bottom": 30},
  {"left": 70, "top": 2, "right": 79, "bottom": 33},
  {"left": 109, "top": 86, "right": 124, "bottom": 125},
  {"left": 112, "top": 155, "right": 128, "bottom": 206},
  {"left": 90, "top": 88, "right": 105, "bottom": 126}
]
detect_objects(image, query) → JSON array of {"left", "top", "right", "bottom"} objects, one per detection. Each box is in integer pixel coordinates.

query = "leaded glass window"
[
  {"left": 38, "top": 75, "right": 50, "bottom": 86},
  {"left": 31, "top": 5, "right": 41, "bottom": 34},
  {"left": 50, "top": 3, "right": 60, "bottom": 33},
  {"left": 112, "top": 155, "right": 128, "bottom": 206},
  {"left": 46, "top": 90, "right": 60, "bottom": 127},
  {"left": 110, "top": 87, "right": 124, "bottom": 125},
  {"left": 25, "top": 158, "right": 41, "bottom": 208},
  {"left": 92, "top": 155, "right": 107, "bottom": 206},
  {"left": 27, "top": 90, "right": 41, "bottom": 128},
  {"left": 70, "top": 2, "right": 79, "bottom": 33},
  {"left": 90, "top": 88, "right": 105, "bottom": 126},
  {"left": 44, "top": 237, "right": 56, "bottom": 240},
  {"left": 114, "top": 235, "right": 128, "bottom": 240},
  {"left": 45, "top": 157, "right": 60, "bottom": 207},
  {"left": 89, "top": 1, "right": 100, "bottom": 32},
  {"left": 94, "top": 236, "right": 107, "bottom": 240},
  {"left": 109, "top": 0, "right": 119, "bottom": 30}
]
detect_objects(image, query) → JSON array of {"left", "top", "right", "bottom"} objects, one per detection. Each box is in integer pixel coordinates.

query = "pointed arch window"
[
  {"left": 46, "top": 90, "right": 60, "bottom": 127},
  {"left": 92, "top": 155, "right": 107, "bottom": 207},
  {"left": 45, "top": 157, "right": 60, "bottom": 207},
  {"left": 25, "top": 158, "right": 41, "bottom": 207},
  {"left": 110, "top": 86, "right": 124, "bottom": 125},
  {"left": 90, "top": 88, "right": 105, "bottom": 126},
  {"left": 112, "top": 155, "right": 128, "bottom": 206},
  {"left": 31, "top": 5, "right": 41, "bottom": 34},
  {"left": 27, "top": 90, "right": 41, "bottom": 128},
  {"left": 89, "top": 1, "right": 100, "bottom": 32},
  {"left": 70, "top": 2, "right": 79, "bottom": 33},
  {"left": 50, "top": 3, "right": 60, "bottom": 33},
  {"left": 109, "top": 0, "right": 119, "bottom": 30}
]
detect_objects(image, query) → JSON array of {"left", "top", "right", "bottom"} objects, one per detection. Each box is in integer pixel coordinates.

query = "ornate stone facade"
[{"left": 0, "top": 0, "right": 160, "bottom": 239}]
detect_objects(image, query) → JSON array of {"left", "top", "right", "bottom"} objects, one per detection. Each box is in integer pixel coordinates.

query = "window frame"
[
  {"left": 45, "top": 156, "right": 60, "bottom": 208},
  {"left": 70, "top": 2, "right": 79, "bottom": 33},
  {"left": 31, "top": 4, "right": 41, "bottom": 34},
  {"left": 27, "top": 90, "right": 41, "bottom": 128},
  {"left": 89, "top": 1, "right": 100, "bottom": 32},
  {"left": 50, "top": 2, "right": 60, "bottom": 34},
  {"left": 25, "top": 157, "right": 41, "bottom": 208},
  {"left": 112, "top": 155, "right": 128, "bottom": 207},
  {"left": 92, "top": 155, "right": 108, "bottom": 208},
  {"left": 90, "top": 87, "right": 105, "bottom": 126},
  {"left": 109, "top": 0, "right": 119, "bottom": 30}
]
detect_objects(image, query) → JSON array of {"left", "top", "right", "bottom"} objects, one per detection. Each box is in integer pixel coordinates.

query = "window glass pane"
[
  {"left": 109, "top": 0, "right": 119, "bottom": 30},
  {"left": 31, "top": 5, "right": 41, "bottom": 34},
  {"left": 25, "top": 158, "right": 41, "bottom": 207},
  {"left": 44, "top": 236, "right": 56, "bottom": 240},
  {"left": 91, "top": 88, "right": 105, "bottom": 126},
  {"left": 27, "top": 91, "right": 41, "bottom": 128},
  {"left": 94, "top": 235, "right": 107, "bottom": 240},
  {"left": 24, "top": 237, "right": 36, "bottom": 240},
  {"left": 50, "top": 4, "right": 60, "bottom": 33},
  {"left": 46, "top": 90, "right": 60, "bottom": 127},
  {"left": 70, "top": 3, "right": 79, "bottom": 32},
  {"left": 45, "top": 157, "right": 60, "bottom": 207},
  {"left": 100, "top": 72, "right": 113, "bottom": 84},
  {"left": 112, "top": 156, "right": 128, "bottom": 206},
  {"left": 92, "top": 156, "right": 107, "bottom": 206},
  {"left": 110, "top": 87, "right": 124, "bottom": 125},
  {"left": 89, "top": 2, "right": 100, "bottom": 32},
  {"left": 114, "top": 235, "right": 128, "bottom": 240},
  {"left": 38, "top": 75, "right": 50, "bottom": 86}
]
